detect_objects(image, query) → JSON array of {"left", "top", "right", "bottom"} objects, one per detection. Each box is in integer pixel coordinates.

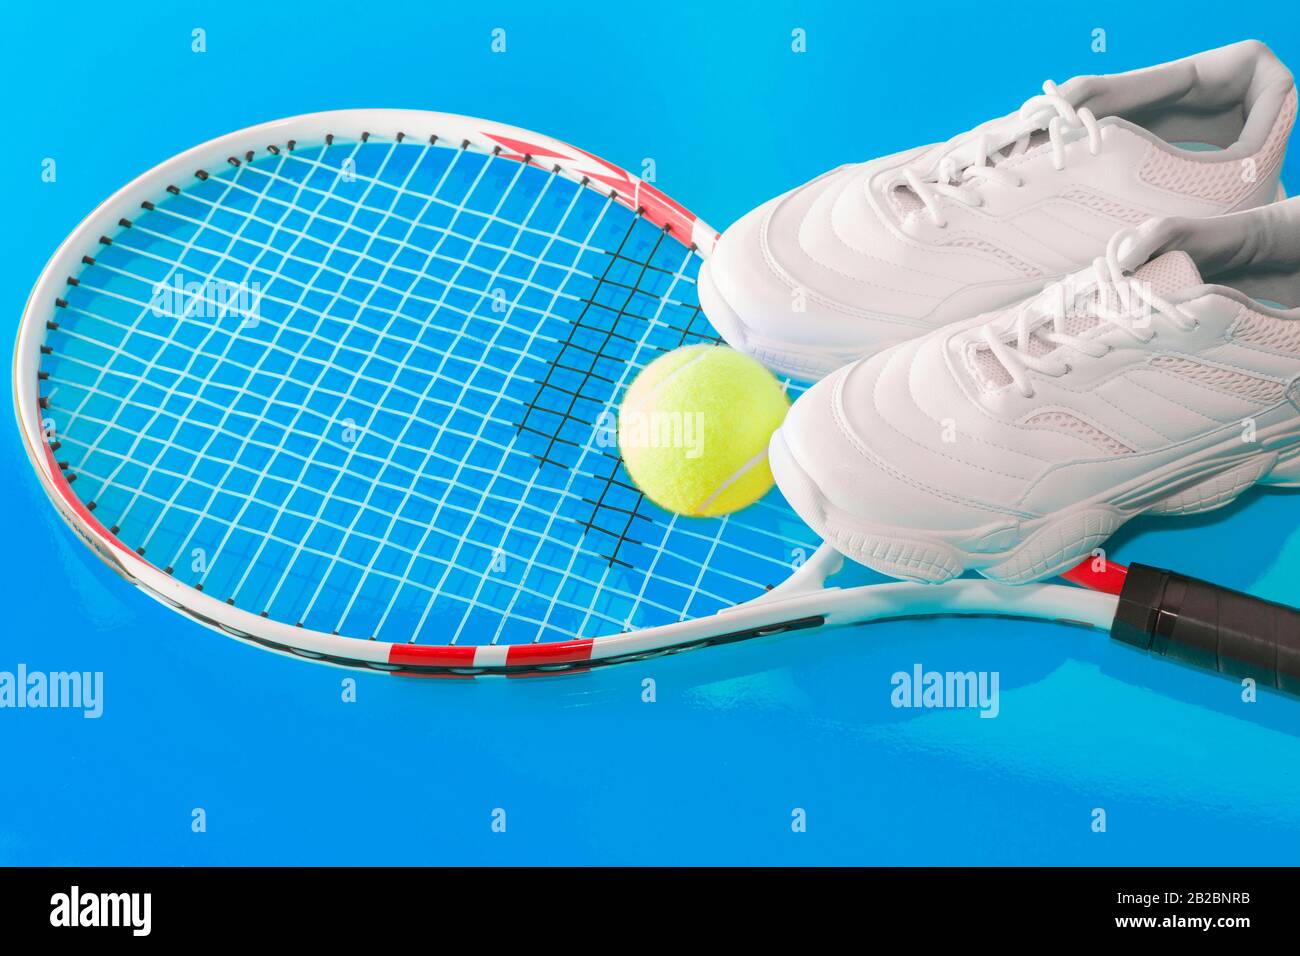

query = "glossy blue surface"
[{"left": 2, "top": 0, "right": 1299, "bottom": 865}]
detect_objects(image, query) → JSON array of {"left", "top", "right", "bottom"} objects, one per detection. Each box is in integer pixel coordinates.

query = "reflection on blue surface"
[{"left": 2, "top": 0, "right": 1299, "bottom": 864}]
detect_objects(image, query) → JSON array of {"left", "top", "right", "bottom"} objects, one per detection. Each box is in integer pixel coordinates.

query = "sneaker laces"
[
  {"left": 901, "top": 80, "right": 1103, "bottom": 228},
  {"left": 981, "top": 229, "right": 1199, "bottom": 398}
]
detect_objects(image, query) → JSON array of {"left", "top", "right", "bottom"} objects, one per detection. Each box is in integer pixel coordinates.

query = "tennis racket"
[{"left": 15, "top": 109, "right": 1300, "bottom": 689}]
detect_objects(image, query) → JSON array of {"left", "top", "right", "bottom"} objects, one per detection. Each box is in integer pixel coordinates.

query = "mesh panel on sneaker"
[
  {"left": 1231, "top": 306, "right": 1300, "bottom": 353},
  {"left": 967, "top": 251, "right": 1203, "bottom": 391},
  {"left": 1138, "top": 87, "right": 1297, "bottom": 204},
  {"left": 1149, "top": 355, "right": 1287, "bottom": 403},
  {"left": 936, "top": 236, "right": 1041, "bottom": 276},
  {"left": 971, "top": 345, "right": 1014, "bottom": 389},
  {"left": 1059, "top": 187, "right": 1150, "bottom": 223},
  {"left": 1024, "top": 411, "right": 1133, "bottom": 455},
  {"left": 1132, "top": 249, "right": 1202, "bottom": 295},
  {"left": 891, "top": 184, "right": 926, "bottom": 217}
]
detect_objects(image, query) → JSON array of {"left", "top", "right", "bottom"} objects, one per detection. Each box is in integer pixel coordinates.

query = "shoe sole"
[{"left": 770, "top": 426, "right": 1300, "bottom": 585}]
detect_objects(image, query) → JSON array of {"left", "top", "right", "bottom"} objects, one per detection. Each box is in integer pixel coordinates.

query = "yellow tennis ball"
[{"left": 618, "top": 345, "right": 790, "bottom": 517}]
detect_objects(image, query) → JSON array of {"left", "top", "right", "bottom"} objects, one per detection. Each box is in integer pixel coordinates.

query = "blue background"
[{"left": 3, "top": 0, "right": 1300, "bottom": 865}]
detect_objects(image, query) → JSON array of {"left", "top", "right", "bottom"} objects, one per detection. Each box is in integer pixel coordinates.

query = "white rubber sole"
[
  {"left": 770, "top": 427, "right": 1300, "bottom": 585},
  {"left": 697, "top": 258, "right": 863, "bottom": 382}
]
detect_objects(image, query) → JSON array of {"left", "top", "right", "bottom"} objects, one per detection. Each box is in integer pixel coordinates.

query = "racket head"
[{"left": 16, "top": 109, "right": 844, "bottom": 675}]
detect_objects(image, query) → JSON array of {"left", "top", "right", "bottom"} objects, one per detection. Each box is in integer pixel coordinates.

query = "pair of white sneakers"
[{"left": 700, "top": 40, "right": 1300, "bottom": 584}]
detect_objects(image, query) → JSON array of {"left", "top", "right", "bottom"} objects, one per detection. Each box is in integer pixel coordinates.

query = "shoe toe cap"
[
  {"left": 703, "top": 166, "right": 924, "bottom": 379},
  {"left": 775, "top": 347, "right": 1015, "bottom": 536}
]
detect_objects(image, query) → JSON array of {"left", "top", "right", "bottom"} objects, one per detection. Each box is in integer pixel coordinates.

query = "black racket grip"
[{"left": 1110, "top": 563, "right": 1300, "bottom": 694}]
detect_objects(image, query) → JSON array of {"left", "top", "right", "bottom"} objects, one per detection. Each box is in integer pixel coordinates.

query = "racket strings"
[
  {"left": 360, "top": 147, "right": 630, "bottom": 644},
  {"left": 103, "top": 137, "right": 424, "bottom": 617},
  {"left": 39, "top": 132, "right": 818, "bottom": 645},
  {"left": 55, "top": 141, "right": 696, "bottom": 629},
  {"left": 66, "top": 136, "right": 552, "bottom": 590},
  {"left": 516, "top": 215, "right": 703, "bottom": 572},
  {"left": 437, "top": 205, "right": 718, "bottom": 644},
  {"left": 231, "top": 136, "right": 539, "bottom": 630},
  {"left": 567, "top": 251, "right": 703, "bottom": 568},
  {"left": 133, "top": 167, "right": 622, "bottom": 340},
  {"left": 116, "top": 138, "right": 612, "bottom": 633},
  {"left": 47, "top": 347, "right": 794, "bottom": 605}
]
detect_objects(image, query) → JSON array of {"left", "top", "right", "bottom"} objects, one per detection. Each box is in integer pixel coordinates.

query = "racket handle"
[{"left": 1110, "top": 563, "right": 1300, "bottom": 694}]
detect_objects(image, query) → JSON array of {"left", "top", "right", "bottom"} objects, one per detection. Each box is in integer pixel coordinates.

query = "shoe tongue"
[{"left": 1131, "top": 250, "right": 1202, "bottom": 297}]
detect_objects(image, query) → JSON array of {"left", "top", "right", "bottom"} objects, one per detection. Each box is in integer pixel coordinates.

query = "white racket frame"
[{"left": 13, "top": 109, "right": 1119, "bottom": 675}]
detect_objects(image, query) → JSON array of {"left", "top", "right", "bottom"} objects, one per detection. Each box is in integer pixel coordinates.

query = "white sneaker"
[
  {"left": 701, "top": 40, "right": 1296, "bottom": 381},
  {"left": 771, "top": 198, "right": 1300, "bottom": 584}
]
